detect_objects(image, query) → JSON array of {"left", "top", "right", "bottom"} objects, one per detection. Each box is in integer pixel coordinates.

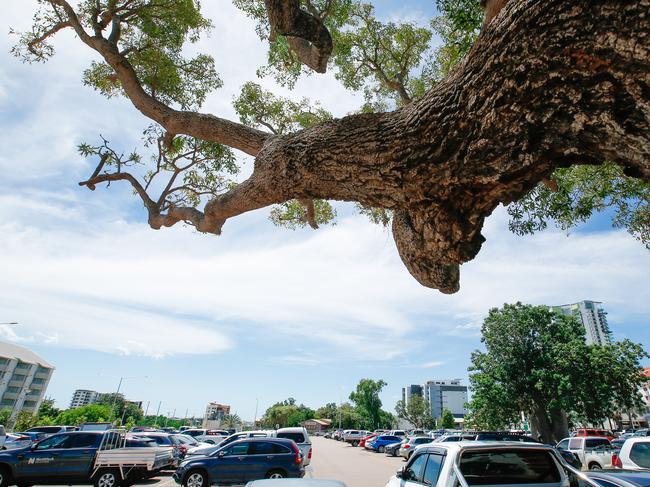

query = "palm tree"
[{"left": 221, "top": 414, "right": 241, "bottom": 429}]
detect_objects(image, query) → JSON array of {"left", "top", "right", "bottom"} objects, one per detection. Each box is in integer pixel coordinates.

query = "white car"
[
  {"left": 386, "top": 441, "right": 572, "bottom": 487},
  {"left": 276, "top": 427, "right": 312, "bottom": 467},
  {"left": 613, "top": 437, "right": 650, "bottom": 470},
  {"left": 182, "top": 428, "right": 230, "bottom": 444}
]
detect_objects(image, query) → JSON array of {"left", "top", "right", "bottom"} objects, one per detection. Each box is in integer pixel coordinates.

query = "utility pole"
[
  {"left": 144, "top": 401, "right": 150, "bottom": 417},
  {"left": 254, "top": 399, "right": 259, "bottom": 426}
]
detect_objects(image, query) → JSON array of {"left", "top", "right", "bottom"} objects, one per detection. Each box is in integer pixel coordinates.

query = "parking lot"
[{"left": 46, "top": 436, "right": 403, "bottom": 487}]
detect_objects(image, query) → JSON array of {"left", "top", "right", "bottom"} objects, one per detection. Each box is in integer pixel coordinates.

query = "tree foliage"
[
  {"left": 349, "top": 378, "right": 387, "bottom": 430},
  {"left": 261, "top": 398, "right": 315, "bottom": 428},
  {"left": 56, "top": 404, "right": 113, "bottom": 426},
  {"left": 10, "top": 0, "right": 650, "bottom": 292},
  {"left": 395, "top": 395, "right": 435, "bottom": 429},
  {"left": 466, "top": 303, "right": 648, "bottom": 443},
  {"left": 440, "top": 409, "right": 456, "bottom": 429}
]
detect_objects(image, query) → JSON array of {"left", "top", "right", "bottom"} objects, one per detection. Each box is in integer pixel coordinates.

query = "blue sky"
[{"left": 0, "top": 1, "right": 648, "bottom": 422}]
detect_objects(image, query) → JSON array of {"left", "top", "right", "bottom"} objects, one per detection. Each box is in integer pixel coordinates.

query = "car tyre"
[
  {"left": 588, "top": 463, "right": 602, "bottom": 471},
  {"left": 378, "top": 446, "right": 385, "bottom": 453},
  {"left": 265, "top": 469, "right": 286, "bottom": 479},
  {"left": 93, "top": 468, "right": 122, "bottom": 487},
  {"left": 352, "top": 441, "right": 359, "bottom": 447},
  {"left": 183, "top": 470, "right": 208, "bottom": 487},
  {"left": 0, "top": 468, "right": 11, "bottom": 487}
]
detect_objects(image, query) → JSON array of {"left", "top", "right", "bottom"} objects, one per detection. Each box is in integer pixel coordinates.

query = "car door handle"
[
  {"left": 266, "top": 456, "right": 274, "bottom": 460},
  {"left": 238, "top": 456, "right": 245, "bottom": 461}
]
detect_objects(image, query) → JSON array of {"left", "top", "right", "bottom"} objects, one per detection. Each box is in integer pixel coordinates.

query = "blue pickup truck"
[{"left": 0, "top": 430, "right": 172, "bottom": 487}]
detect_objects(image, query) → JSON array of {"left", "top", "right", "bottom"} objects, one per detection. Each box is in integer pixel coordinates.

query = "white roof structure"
[{"left": 0, "top": 340, "right": 53, "bottom": 368}]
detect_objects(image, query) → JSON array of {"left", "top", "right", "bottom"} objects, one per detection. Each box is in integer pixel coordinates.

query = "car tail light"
[
  {"left": 308, "top": 447, "right": 312, "bottom": 459},
  {"left": 404, "top": 445, "right": 410, "bottom": 449},
  {"left": 291, "top": 443, "right": 301, "bottom": 465},
  {"left": 612, "top": 453, "right": 623, "bottom": 468}
]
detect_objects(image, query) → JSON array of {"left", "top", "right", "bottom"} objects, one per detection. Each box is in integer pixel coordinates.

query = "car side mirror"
[
  {"left": 218, "top": 451, "right": 226, "bottom": 458},
  {"left": 396, "top": 467, "right": 407, "bottom": 479}
]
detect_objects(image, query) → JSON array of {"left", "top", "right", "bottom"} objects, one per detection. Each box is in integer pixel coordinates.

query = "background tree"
[
  {"left": 395, "top": 395, "right": 435, "bottom": 429},
  {"left": 315, "top": 402, "right": 338, "bottom": 420},
  {"left": 11, "top": 0, "right": 650, "bottom": 293},
  {"left": 440, "top": 409, "right": 456, "bottom": 429},
  {"left": 261, "top": 398, "right": 315, "bottom": 428},
  {"left": 349, "top": 378, "right": 387, "bottom": 430},
  {"left": 466, "top": 303, "right": 648, "bottom": 443},
  {"left": 221, "top": 413, "right": 242, "bottom": 429},
  {"left": 56, "top": 404, "right": 112, "bottom": 425}
]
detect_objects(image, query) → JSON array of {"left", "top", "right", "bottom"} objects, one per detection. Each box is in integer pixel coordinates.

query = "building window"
[
  {"left": 15, "top": 363, "right": 30, "bottom": 370},
  {"left": 31, "top": 378, "right": 45, "bottom": 384},
  {"left": 36, "top": 367, "right": 49, "bottom": 374},
  {"left": 0, "top": 399, "right": 15, "bottom": 406},
  {"left": 6, "top": 387, "right": 20, "bottom": 393},
  {"left": 23, "top": 400, "right": 36, "bottom": 407}
]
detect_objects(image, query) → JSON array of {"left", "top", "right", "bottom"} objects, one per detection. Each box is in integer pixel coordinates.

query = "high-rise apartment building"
[
  {"left": 70, "top": 389, "right": 99, "bottom": 408},
  {"left": 401, "top": 385, "right": 423, "bottom": 406},
  {"left": 553, "top": 300, "right": 612, "bottom": 346},
  {"left": 0, "top": 341, "right": 54, "bottom": 419},
  {"left": 424, "top": 379, "right": 468, "bottom": 419}
]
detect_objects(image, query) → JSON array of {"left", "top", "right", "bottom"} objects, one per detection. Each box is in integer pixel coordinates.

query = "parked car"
[
  {"left": 182, "top": 428, "right": 230, "bottom": 444},
  {"left": 633, "top": 429, "right": 650, "bottom": 437},
  {"left": 612, "top": 437, "right": 650, "bottom": 470},
  {"left": 360, "top": 434, "right": 377, "bottom": 449},
  {"left": 13, "top": 431, "right": 46, "bottom": 443},
  {"left": 173, "top": 434, "right": 211, "bottom": 459},
  {"left": 575, "top": 428, "right": 616, "bottom": 441},
  {"left": 390, "top": 430, "right": 407, "bottom": 438},
  {"left": 399, "top": 436, "right": 435, "bottom": 460},
  {"left": 385, "top": 440, "right": 406, "bottom": 457},
  {"left": 432, "top": 434, "right": 475, "bottom": 443},
  {"left": 186, "top": 430, "right": 275, "bottom": 457},
  {"left": 173, "top": 438, "right": 305, "bottom": 487},
  {"left": 2, "top": 433, "right": 32, "bottom": 451},
  {"left": 385, "top": 441, "right": 572, "bottom": 487},
  {"left": 369, "top": 435, "right": 402, "bottom": 453},
  {"left": 276, "top": 427, "right": 312, "bottom": 467},
  {"left": 0, "top": 430, "right": 172, "bottom": 487},
  {"left": 585, "top": 470, "right": 650, "bottom": 486},
  {"left": 556, "top": 436, "right": 615, "bottom": 470},
  {"left": 24, "top": 425, "right": 77, "bottom": 437},
  {"left": 464, "top": 431, "right": 542, "bottom": 443},
  {"left": 131, "top": 432, "right": 179, "bottom": 467},
  {"left": 342, "top": 430, "right": 369, "bottom": 447}
]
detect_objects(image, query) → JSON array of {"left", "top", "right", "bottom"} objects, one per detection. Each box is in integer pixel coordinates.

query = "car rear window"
[
  {"left": 277, "top": 432, "right": 305, "bottom": 443},
  {"left": 630, "top": 442, "right": 650, "bottom": 468},
  {"left": 585, "top": 438, "right": 610, "bottom": 449},
  {"left": 459, "top": 450, "right": 561, "bottom": 485}
]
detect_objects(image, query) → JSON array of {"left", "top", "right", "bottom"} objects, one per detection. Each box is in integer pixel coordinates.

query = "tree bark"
[{"left": 60, "top": 0, "right": 650, "bottom": 293}]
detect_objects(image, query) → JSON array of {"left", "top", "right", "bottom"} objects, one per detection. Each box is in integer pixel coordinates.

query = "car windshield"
[
  {"left": 277, "top": 432, "right": 306, "bottom": 443},
  {"left": 27, "top": 427, "right": 61, "bottom": 434},
  {"left": 459, "top": 449, "right": 561, "bottom": 485}
]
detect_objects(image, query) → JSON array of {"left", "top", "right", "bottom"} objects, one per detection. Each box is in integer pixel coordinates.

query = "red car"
[{"left": 360, "top": 434, "right": 377, "bottom": 449}]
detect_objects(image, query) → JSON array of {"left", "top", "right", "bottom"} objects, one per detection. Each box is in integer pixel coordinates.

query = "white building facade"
[
  {"left": 70, "top": 389, "right": 99, "bottom": 408},
  {"left": 553, "top": 300, "right": 612, "bottom": 346},
  {"left": 424, "top": 379, "right": 468, "bottom": 419},
  {"left": 0, "top": 341, "right": 54, "bottom": 419}
]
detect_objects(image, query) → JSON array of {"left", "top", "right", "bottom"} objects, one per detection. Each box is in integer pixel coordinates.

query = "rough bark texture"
[
  {"left": 264, "top": 0, "right": 333, "bottom": 73},
  {"left": 66, "top": 0, "right": 650, "bottom": 293}
]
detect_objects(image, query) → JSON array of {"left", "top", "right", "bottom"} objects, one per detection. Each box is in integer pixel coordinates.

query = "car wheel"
[
  {"left": 93, "top": 468, "right": 122, "bottom": 487},
  {"left": 378, "top": 446, "right": 385, "bottom": 453},
  {"left": 266, "top": 469, "right": 286, "bottom": 479},
  {"left": 183, "top": 470, "right": 208, "bottom": 487},
  {"left": 588, "top": 463, "right": 602, "bottom": 471},
  {"left": 352, "top": 441, "right": 359, "bottom": 447},
  {"left": 0, "top": 468, "right": 11, "bottom": 487}
]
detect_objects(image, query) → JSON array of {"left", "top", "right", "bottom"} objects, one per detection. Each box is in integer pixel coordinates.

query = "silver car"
[{"left": 399, "top": 436, "right": 435, "bottom": 459}]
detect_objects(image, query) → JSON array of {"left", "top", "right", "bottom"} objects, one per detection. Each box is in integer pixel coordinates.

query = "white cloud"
[{"left": 420, "top": 360, "right": 446, "bottom": 368}]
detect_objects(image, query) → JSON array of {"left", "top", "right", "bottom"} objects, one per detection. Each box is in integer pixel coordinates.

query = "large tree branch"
[
  {"left": 264, "top": 0, "right": 333, "bottom": 73},
  {"left": 53, "top": 0, "right": 650, "bottom": 293},
  {"left": 47, "top": 0, "right": 271, "bottom": 157}
]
